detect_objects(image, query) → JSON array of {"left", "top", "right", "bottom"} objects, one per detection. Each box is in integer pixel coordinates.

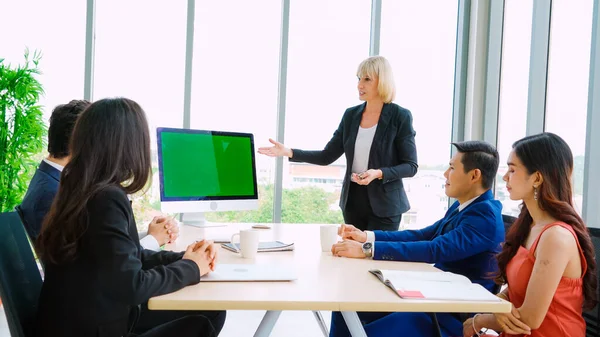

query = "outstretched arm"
[{"left": 289, "top": 117, "right": 346, "bottom": 166}]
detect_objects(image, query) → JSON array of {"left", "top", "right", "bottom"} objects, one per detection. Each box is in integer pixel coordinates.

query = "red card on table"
[{"left": 397, "top": 290, "right": 425, "bottom": 298}]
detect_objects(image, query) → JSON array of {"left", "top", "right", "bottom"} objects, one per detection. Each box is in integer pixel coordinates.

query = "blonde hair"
[{"left": 356, "top": 56, "right": 396, "bottom": 103}]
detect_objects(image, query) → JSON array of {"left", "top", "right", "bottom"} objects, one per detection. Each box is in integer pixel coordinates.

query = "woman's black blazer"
[
  {"left": 290, "top": 102, "right": 418, "bottom": 217},
  {"left": 35, "top": 185, "right": 201, "bottom": 337}
]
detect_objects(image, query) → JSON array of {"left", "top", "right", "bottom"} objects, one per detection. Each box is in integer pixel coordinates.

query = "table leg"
[
  {"left": 253, "top": 310, "right": 282, "bottom": 337},
  {"left": 312, "top": 311, "right": 329, "bottom": 337},
  {"left": 430, "top": 313, "right": 443, "bottom": 337},
  {"left": 341, "top": 311, "right": 367, "bottom": 337}
]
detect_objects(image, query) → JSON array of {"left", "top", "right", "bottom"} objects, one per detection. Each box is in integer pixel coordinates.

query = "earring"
[{"left": 534, "top": 187, "right": 539, "bottom": 201}]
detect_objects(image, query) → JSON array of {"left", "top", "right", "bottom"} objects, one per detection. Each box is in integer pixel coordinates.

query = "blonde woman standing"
[{"left": 259, "top": 56, "right": 418, "bottom": 232}]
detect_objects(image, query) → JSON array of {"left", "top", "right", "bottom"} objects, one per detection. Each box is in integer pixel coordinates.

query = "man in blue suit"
[
  {"left": 18, "top": 100, "right": 177, "bottom": 251},
  {"left": 330, "top": 140, "right": 504, "bottom": 337}
]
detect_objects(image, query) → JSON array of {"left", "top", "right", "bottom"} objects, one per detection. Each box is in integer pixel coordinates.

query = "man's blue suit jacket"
[
  {"left": 18, "top": 160, "right": 60, "bottom": 241},
  {"left": 373, "top": 189, "right": 504, "bottom": 292}
]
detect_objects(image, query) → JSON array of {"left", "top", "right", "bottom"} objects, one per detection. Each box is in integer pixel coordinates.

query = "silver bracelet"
[{"left": 473, "top": 314, "right": 488, "bottom": 336}]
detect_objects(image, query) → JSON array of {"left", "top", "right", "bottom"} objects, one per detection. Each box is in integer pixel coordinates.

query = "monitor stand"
[{"left": 181, "top": 212, "right": 226, "bottom": 228}]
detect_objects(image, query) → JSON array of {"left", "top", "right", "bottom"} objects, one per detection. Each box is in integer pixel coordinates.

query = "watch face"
[{"left": 363, "top": 242, "right": 373, "bottom": 250}]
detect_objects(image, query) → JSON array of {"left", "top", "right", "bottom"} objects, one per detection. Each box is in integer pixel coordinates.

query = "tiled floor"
[{"left": 0, "top": 305, "right": 332, "bottom": 337}]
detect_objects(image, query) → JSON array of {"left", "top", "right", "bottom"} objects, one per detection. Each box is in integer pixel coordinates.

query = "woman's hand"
[
  {"left": 258, "top": 138, "right": 293, "bottom": 158},
  {"left": 192, "top": 240, "right": 218, "bottom": 271},
  {"left": 352, "top": 169, "right": 382, "bottom": 185},
  {"left": 494, "top": 305, "right": 531, "bottom": 335},
  {"left": 462, "top": 317, "right": 478, "bottom": 337},
  {"left": 183, "top": 240, "right": 216, "bottom": 276}
]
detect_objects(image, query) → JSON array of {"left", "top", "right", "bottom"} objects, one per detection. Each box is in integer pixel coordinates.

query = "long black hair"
[
  {"left": 36, "top": 98, "right": 152, "bottom": 264},
  {"left": 496, "top": 132, "right": 597, "bottom": 310}
]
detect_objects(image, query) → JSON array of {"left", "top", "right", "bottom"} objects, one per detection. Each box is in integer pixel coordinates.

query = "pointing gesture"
[{"left": 258, "top": 138, "right": 293, "bottom": 158}]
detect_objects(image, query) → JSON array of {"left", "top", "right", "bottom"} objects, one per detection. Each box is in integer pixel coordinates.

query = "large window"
[
  {"left": 189, "top": 0, "right": 281, "bottom": 223},
  {"left": 544, "top": 0, "right": 593, "bottom": 214},
  {"left": 496, "top": 0, "right": 534, "bottom": 216},
  {"left": 282, "top": 0, "right": 371, "bottom": 224},
  {"left": 380, "top": 0, "right": 459, "bottom": 229},
  {"left": 0, "top": 0, "right": 86, "bottom": 122},
  {"left": 93, "top": 0, "right": 187, "bottom": 226}
]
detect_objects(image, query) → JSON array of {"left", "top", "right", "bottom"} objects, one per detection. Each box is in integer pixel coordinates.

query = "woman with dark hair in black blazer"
[
  {"left": 35, "top": 98, "right": 225, "bottom": 337},
  {"left": 259, "top": 56, "right": 418, "bottom": 231}
]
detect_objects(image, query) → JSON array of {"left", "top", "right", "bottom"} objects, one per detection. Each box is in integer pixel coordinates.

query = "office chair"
[
  {"left": 585, "top": 227, "right": 600, "bottom": 337},
  {"left": 0, "top": 211, "right": 43, "bottom": 337},
  {"left": 502, "top": 214, "right": 517, "bottom": 234}
]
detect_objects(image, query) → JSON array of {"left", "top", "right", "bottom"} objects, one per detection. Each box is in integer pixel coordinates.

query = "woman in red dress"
[{"left": 463, "top": 133, "right": 597, "bottom": 337}]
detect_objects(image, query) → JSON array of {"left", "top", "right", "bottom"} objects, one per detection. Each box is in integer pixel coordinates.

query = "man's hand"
[
  {"left": 338, "top": 224, "right": 367, "bottom": 243},
  {"left": 182, "top": 241, "right": 213, "bottom": 276},
  {"left": 147, "top": 216, "right": 179, "bottom": 246},
  {"left": 331, "top": 240, "right": 366, "bottom": 258}
]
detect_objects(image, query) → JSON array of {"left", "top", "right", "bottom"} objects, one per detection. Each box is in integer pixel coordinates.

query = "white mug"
[
  {"left": 230, "top": 229, "right": 260, "bottom": 258},
  {"left": 320, "top": 225, "right": 339, "bottom": 252}
]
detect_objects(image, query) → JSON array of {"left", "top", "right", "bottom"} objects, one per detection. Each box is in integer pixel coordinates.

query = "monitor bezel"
[{"left": 157, "top": 127, "right": 259, "bottom": 202}]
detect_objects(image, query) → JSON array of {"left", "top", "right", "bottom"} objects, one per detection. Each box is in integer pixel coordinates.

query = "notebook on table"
[
  {"left": 369, "top": 269, "right": 501, "bottom": 302},
  {"left": 221, "top": 241, "right": 295, "bottom": 253},
  {"left": 201, "top": 264, "right": 297, "bottom": 282}
]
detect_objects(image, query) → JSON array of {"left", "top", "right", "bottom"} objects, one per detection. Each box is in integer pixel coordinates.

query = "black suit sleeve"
[
  {"left": 380, "top": 108, "right": 418, "bottom": 183},
  {"left": 141, "top": 249, "right": 185, "bottom": 270},
  {"left": 289, "top": 111, "right": 346, "bottom": 166},
  {"left": 88, "top": 188, "right": 200, "bottom": 305}
]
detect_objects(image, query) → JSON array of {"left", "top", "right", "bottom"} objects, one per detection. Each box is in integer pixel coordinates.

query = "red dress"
[{"left": 501, "top": 222, "right": 587, "bottom": 337}]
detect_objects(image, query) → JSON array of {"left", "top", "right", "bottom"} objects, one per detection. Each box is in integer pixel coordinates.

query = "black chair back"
[
  {"left": 502, "top": 214, "right": 517, "bottom": 235},
  {"left": 585, "top": 227, "right": 600, "bottom": 337},
  {"left": 0, "top": 211, "right": 43, "bottom": 337}
]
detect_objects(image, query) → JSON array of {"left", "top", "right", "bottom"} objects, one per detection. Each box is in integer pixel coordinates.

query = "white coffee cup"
[
  {"left": 320, "top": 225, "right": 339, "bottom": 252},
  {"left": 230, "top": 229, "right": 260, "bottom": 259}
]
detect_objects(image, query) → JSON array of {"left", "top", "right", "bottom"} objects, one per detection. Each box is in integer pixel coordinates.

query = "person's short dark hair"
[
  {"left": 47, "top": 100, "right": 91, "bottom": 158},
  {"left": 451, "top": 140, "right": 499, "bottom": 190}
]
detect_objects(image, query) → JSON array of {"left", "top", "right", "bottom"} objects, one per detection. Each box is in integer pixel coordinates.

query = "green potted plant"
[{"left": 0, "top": 50, "right": 46, "bottom": 213}]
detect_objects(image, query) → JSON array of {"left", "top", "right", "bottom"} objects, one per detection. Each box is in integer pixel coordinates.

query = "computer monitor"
[{"left": 157, "top": 127, "right": 259, "bottom": 227}]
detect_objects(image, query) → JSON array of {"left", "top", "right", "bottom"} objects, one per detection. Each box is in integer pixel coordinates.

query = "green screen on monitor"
[{"left": 158, "top": 128, "right": 257, "bottom": 200}]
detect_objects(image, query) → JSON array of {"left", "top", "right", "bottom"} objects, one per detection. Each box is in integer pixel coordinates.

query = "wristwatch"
[{"left": 362, "top": 242, "right": 373, "bottom": 258}]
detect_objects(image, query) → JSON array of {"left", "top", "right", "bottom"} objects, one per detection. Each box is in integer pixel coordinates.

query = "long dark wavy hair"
[
  {"left": 495, "top": 132, "right": 597, "bottom": 310},
  {"left": 36, "top": 98, "right": 152, "bottom": 265}
]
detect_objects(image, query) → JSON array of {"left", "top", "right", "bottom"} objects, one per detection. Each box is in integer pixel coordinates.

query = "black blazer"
[
  {"left": 18, "top": 160, "right": 60, "bottom": 241},
  {"left": 290, "top": 103, "right": 418, "bottom": 217},
  {"left": 35, "top": 186, "right": 200, "bottom": 337}
]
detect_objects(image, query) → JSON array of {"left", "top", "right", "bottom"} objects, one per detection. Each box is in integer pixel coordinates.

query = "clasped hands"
[
  {"left": 330, "top": 224, "right": 369, "bottom": 259},
  {"left": 147, "top": 215, "right": 180, "bottom": 246},
  {"left": 462, "top": 304, "right": 531, "bottom": 336},
  {"left": 350, "top": 169, "right": 382, "bottom": 185},
  {"left": 183, "top": 240, "right": 218, "bottom": 277}
]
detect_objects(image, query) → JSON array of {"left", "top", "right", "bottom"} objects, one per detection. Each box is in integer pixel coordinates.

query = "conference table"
[{"left": 148, "top": 223, "right": 511, "bottom": 337}]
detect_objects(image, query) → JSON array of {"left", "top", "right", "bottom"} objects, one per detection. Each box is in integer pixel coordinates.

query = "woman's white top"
[{"left": 351, "top": 124, "right": 378, "bottom": 174}]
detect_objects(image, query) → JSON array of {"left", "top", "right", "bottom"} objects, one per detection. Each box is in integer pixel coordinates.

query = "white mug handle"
[{"left": 230, "top": 233, "right": 241, "bottom": 253}]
